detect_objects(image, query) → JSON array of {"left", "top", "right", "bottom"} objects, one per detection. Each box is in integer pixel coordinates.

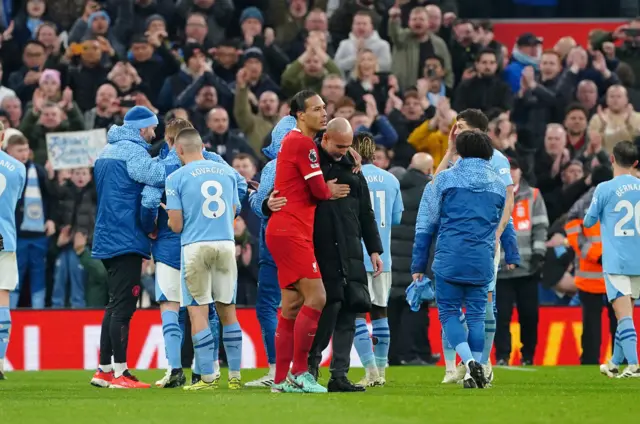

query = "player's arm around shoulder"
[
  {"left": 125, "top": 143, "right": 167, "bottom": 188},
  {"left": 584, "top": 183, "right": 604, "bottom": 228},
  {"left": 249, "top": 160, "right": 275, "bottom": 220},
  {"left": 164, "top": 171, "right": 184, "bottom": 233}
]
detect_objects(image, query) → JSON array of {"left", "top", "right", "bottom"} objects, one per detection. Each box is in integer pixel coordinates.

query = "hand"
[
  {"left": 97, "top": 36, "right": 114, "bottom": 55},
  {"left": 327, "top": 178, "right": 350, "bottom": 199},
  {"left": 364, "top": 94, "right": 378, "bottom": 119},
  {"left": 57, "top": 225, "right": 72, "bottom": 247},
  {"left": 592, "top": 51, "right": 609, "bottom": 76},
  {"left": 436, "top": 97, "right": 451, "bottom": 117},
  {"left": 597, "top": 105, "right": 610, "bottom": 127},
  {"left": 264, "top": 28, "right": 275, "bottom": 47},
  {"left": 244, "top": 32, "right": 255, "bottom": 47},
  {"left": 45, "top": 220, "right": 56, "bottom": 237},
  {"left": 146, "top": 30, "right": 167, "bottom": 48},
  {"left": 443, "top": 12, "right": 457, "bottom": 26},
  {"left": 624, "top": 103, "right": 634, "bottom": 123},
  {"left": 370, "top": 253, "right": 383, "bottom": 277},
  {"left": 447, "top": 124, "right": 458, "bottom": 153},
  {"left": 546, "top": 233, "right": 566, "bottom": 247},
  {"left": 416, "top": 78, "right": 429, "bottom": 97},
  {"left": 32, "top": 88, "right": 46, "bottom": 112},
  {"left": 24, "top": 70, "right": 41, "bottom": 85},
  {"left": 356, "top": 37, "right": 366, "bottom": 51},
  {"left": 412, "top": 273, "right": 424, "bottom": 282},
  {"left": 529, "top": 253, "right": 544, "bottom": 272},
  {"left": 387, "top": 88, "right": 403, "bottom": 111},
  {"left": 58, "top": 87, "right": 73, "bottom": 111},
  {"left": 247, "top": 90, "right": 258, "bottom": 106},
  {"left": 236, "top": 68, "right": 248, "bottom": 88},
  {"left": 522, "top": 66, "right": 536, "bottom": 86},
  {"left": 241, "top": 243, "right": 252, "bottom": 266},
  {"left": 267, "top": 190, "right": 287, "bottom": 212},
  {"left": 73, "top": 231, "right": 88, "bottom": 255},
  {"left": 461, "top": 68, "right": 476, "bottom": 80},
  {"left": 602, "top": 41, "right": 616, "bottom": 59},
  {"left": 348, "top": 147, "right": 362, "bottom": 173},
  {"left": 613, "top": 24, "right": 629, "bottom": 40},
  {"left": 44, "top": 160, "right": 55, "bottom": 180},
  {"left": 561, "top": 148, "right": 570, "bottom": 165},
  {"left": 388, "top": 6, "right": 401, "bottom": 19},
  {"left": 2, "top": 21, "right": 14, "bottom": 41}
]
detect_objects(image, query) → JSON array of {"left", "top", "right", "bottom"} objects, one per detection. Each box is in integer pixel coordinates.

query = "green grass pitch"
[{"left": 0, "top": 366, "right": 635, "bottom": 424}]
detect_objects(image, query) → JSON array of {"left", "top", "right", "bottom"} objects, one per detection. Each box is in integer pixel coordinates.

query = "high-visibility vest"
[
  {"left": 565, "top": 218, "right": 604, "bottom": 293},
  {"left": 511, "top": 187, "right": 542, "bottom": 258}
]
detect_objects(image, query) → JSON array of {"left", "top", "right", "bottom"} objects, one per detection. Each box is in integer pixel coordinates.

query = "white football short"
[
  {"left": 367, "top": 272, "right": 392, "bottom": 308},
  {"left": 181, "top": 240, "right": 237, "bottom": 307},
  {"left": 604, "top": 273, "right": 640, "bottom": 303},
  {"left": 155, "top": 262, "right": 181, "bottom": 303},
  {"left": 0, "top": 252, "right": 18, "bottom": 292}
]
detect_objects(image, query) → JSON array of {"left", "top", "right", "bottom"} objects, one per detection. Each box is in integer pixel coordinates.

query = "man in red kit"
[{"left": 266, "top": 90, "right": 351, "bottom": 393}]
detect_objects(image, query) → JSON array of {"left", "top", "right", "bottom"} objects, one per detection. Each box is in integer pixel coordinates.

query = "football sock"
[
  {"left": 208, "top": 305, "right": 220, "bottom": 367},
  {"left": 192, "top": 328, "right": 215, "bottom": 382},
  {"left": 178, "top": 307, "right": 187, "bottom": 346},
  {"left": 467, "top": 309, "right": 485, "bottom": 364},
  {"left": 354, "top": 318, "right": 376, "bottom": 374},
  {"left": 372, "top": 318, "right": 390, "bottom": 370},
  {"left": 442, "top": 329, "right": 457, "bottom": 371},
  {"left": 611, "top": 327, "right": 625, "bottom": 366},
  {"left": 161, "top": 310, "right": 182, "bottom": 370},
  {"left": 618, "top": 316, "right": 638, "bottom": 365},
  {"left": 0, "top": 307, "right": 11, "bottom": 368},
  {"left": 290, "top": 306, "right": 321, "bottom": 376},
  {"left": 274, "top": 316, "right": 295, "bottom": 384},
  {"left": 481, "top": 298, "right": 496, "bottom": 365},
  {"left": 223, "top": 322, "right": 243, "bottom": 378},
  {"left": 114, "top": 362, "right": 128, "bottom": 378}
]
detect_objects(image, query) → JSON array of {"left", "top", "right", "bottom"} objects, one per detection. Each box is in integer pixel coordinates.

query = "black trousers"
[
  {"left": 495, "top": 275, "right": 539, "bottom": 362},
  {"left": 388, "top": 296, "right": 432, "bottom": 364},
  {"left": 99, "top": 254, "right": 143, "bottom": 365},
  {"left": 579, "top": 290, "right": 617, "bottom": 365},
  {"left": 308, "top": 301, "right": 356, "bottom": 378}
]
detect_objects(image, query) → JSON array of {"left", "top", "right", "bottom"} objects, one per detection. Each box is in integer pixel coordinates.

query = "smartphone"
[
  {"left": 69, "top": 43, "right": 83, "bottom": 56},
  {"left": 623, "top": 28, "right": 640, "bottom": 37},
  {"left": 120, "top": 99, "right": 136, "bottom": 108},
  {"left": 426, "top": 67, "right": 437, "bottom": 78}
]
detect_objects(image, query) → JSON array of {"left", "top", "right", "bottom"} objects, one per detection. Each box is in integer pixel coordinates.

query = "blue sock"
[
  {"left": 192, "top": 328, "right": 215, "bottom": 377},
  {"left": 208, "top": 305, "right": 220, "bottom": 364},
  {"left": 618, "top": 316, "right": 638, "bottom": 365},
  {"left": 454, "top": 342, "right": 474, "bottom": 364},
  {"left": 443, "top": 312, "right": 472, "bottom": 363},
  {"left": 461, "top": 313, "right": 469, "bottom": 338},
  {"left": 178, "top": 307, "right": 187, "bottom": 346},
  {"left": 442, "top": 329, "right": 456, "bottom": 366},
  {"left": 467, "top": 315, "right": 485, "bottom": 364},
  {"left": 354, "top": 318, "right": 375, "bottom": 368},
  {"left": 161, "top": 310, "right": 182, "bottom": 370},
  {"left": 223, "top": 322, "right": 243, "bottom": 373},
  {"left": 0, "top": 307, "right": 11, "bottom": 361},
  {"left": 372, "top": 318, "right": 390, "bottom": 369},
  {"left": 481, "top": 299, "right": 496, "bottom": 365},
  {"left": 611, "top": 327, "right": 625, "bottom": 366}
]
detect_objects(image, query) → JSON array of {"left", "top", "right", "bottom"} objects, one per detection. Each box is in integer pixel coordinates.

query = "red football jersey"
[{"left": 267, "top": 129, "right": 331, "bottom": 241}]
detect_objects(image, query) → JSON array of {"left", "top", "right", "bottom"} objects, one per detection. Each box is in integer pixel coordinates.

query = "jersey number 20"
[
  {"left": 614, "top": 200, "right": 640, "bottom": 236},
  {"left": 369, "top": 190, "right": 386, "bottom": 228},
  {"left": 201, "top": 180, "right": 226, "bottom": 219}
]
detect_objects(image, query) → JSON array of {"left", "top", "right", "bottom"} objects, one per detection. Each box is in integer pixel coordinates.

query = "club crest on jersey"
[{"left": 309, "top": 149, "right": 318, "bottom": 163}]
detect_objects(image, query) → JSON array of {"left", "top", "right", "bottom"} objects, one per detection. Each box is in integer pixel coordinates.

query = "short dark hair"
[
  {"left": 477, "top": 20, "right": 493, "bottom": 32},
  {"left": 233, "top": 153, "right": 256, "bottom": 166},
  {"left": 290, "top": 90, "right": 318, "bottom": 117},
  {"left": 175, "top": 127, "right": 201, "bottom": 142},
  {"left": 24, "top": 40, "right": 46, "bottom": 51},
  {"left": 476, "top": 48, "right": 497, "bottom": 62},
  {"left": 424, "top": 54, "right": 445, "bottom": 68},
  {"left": 456, "top": 109, "right": 489, "bottom": 132},
  {"left": 354, "top": 10, "right": 373, "bottom": 21},
  {"left": 613, "top": 140, "right": 639, "bottom": 168},
  {"left": 6, "top": 134, "right": 28, "bottom": 147},
  {"left": 456, "top": 130, "right": 494, "bottom": 160},
  {"left": 374, "top": 145, "right": 389, "bottom": 158},
  {"left": 565, "top": 102, "right": 588, "bottom": 119}
]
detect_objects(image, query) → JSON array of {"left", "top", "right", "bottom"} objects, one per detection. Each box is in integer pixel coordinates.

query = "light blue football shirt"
[
  {"left": 490, "top": 148, "right": 514, "bottom": 187},
  {"left": 585, "top": 174, "right": 640, "bottom": 276},
  {"left": 361, "top": 164, "right": 403, "bottom": 272},
  {"left": 165, "top": 159, "right": 240, "bottom": 246},
  {"left": 0, "top": 151, "right": 26, "bottom": 252}
]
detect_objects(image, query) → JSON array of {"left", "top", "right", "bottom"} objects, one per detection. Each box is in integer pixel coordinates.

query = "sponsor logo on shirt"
[{"left": 309, "top": 149, "right": 318, "bottom": 163}]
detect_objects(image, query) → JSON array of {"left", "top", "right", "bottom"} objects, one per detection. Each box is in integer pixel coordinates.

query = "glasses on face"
[{"left": 25, "top": 50, "right": 44, "bottom": 57}]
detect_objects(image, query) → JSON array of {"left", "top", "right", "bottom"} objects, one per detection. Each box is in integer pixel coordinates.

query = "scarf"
[
  {"left": 27, "top": 17, "right": 44, "bottom": 39},
  {"left": 20, "top": 163, "right": 45, "bottom": 232},
  {"left": 511, "top": 49, "right": 540, "bottom": 71},
  {"left": 426, "top": 82, "right": 446, "bottom": 107}
]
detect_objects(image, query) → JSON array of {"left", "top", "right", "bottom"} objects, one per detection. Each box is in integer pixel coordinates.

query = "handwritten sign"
[{"left": 46, "top": 129, "right": 107, "bottom": 170}]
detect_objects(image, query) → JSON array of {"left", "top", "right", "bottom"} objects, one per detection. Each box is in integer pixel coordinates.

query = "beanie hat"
[
  {"left": 239, "top": 7, "right": 264, "bottom": 25},
  {"left": 183, "top": 42, "right": 204, "bottom": 63},
  {"left": 88, "top": 11, "right": 111, "bottom": 28},
  {"left": 39, "top": 69, "right": 61, "bottom": 86},
  {"left": 145, "top": 14, "right": 166, "bottom": 30},
  {"left": 124, "top": 106, "right": 159, "bottom": 129},
  {"left": 243, "top": 46, "right": 264, "bottom": 64}
]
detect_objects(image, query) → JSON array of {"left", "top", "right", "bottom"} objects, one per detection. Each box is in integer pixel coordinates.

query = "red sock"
[
  {"left": 290, "top": 305, "right": 322, "bottom": 376},
  {"left": 274, "top": 315, "right": 295, "bottom": 384}
]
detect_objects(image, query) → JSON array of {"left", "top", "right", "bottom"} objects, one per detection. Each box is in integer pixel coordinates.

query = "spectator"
[
  {"left": 321, "top": 74, "right": 346, "bottom": 117},
  {"left": 534, "top": 123, "right": 570, "bottom": 195},
  {"left": 408, "top": 97, "right": 456, "bottom": 167},
  {"left": 388, "top": 152, "right": 437, "bottom": 366},
  {"left": 76, "top": 11, "right": 126, "bottom": 58},
  {"left": 8, "top": 40, "right": 47, "bottom": 105},
  {"left": 73, "top": 230, "right": 108, "bottom": 307},
  {"left": 594, "top": 18, "right": 640, "bottom": 87},
  {"left": 476, "top": 20, "right": 504, "bottom": 70},
  {"left": 588, "top": 84, "right": 640, "bottom": 153},
  {"left": 386, "top": 90, "right": 428, "bottom": 168},
  {"left": 202, "top": 107, "right": 256, "bottom": 163},
  {"left": 52, "top": 167, "right": 97, "bottom": 308},
  {"left": 349, "top": 94, "right": 399, "bottom": 148},
  {"left": 68, "top": 0, "right": 103, "bottom": 44},
  {"left": 503, "top": 32, "right": 542, "bottom": 94},
  {"left": 495, "top": 157, "right": 548, "bottom": 366},
  {"left": 1, "top": 96, "right": 22, "bottom": 127},
  {"left": 5, "top": 134, "right": 55, "bottom": 309},
  {"left": 574, "top": 79, "right": 599, "bottom": 118},
  {"left": 449, "top": 19, "right": 482, "bottom": 85},
  {"left": 544, "top": 160, "right": 592, "bottom": 226},
  {"left": 345, "top": 49, "right": 391, "bottom": 113},
  {"left": 388, "top": 6, "right": 453, "bottom": 91},
  {"left": 20, "top": 93, "right": 85, "bottom": 165},
  {"left": 272, "top": 0, "right": 308, "bottom": 47},
  {"left": 556, "top": 47, "right": 620, "bottom": 103},
  {"left": 35, "top": 22, "right": 63, "bottom": 70},
  {"left": 329, "top": 0, "right": 385, "bottom": 49},
  {"left": 157, "top": 42, "right": 210, "bottom": 112},
  {"left": 182, "top": 84, "right": 219, "bottom": 135},
  {"left": 232, "top": 153, "right": 261, "bottom": 238},
  {"left": 234, "top": 216, "right": 258, "bottom": 306},
  {"left": 106, "top": 61, "right": 144, "bottom": 99},
  {"left": 210, "top": 39, "right": 242, "bottom": 84},
  {"left": 233, "top": 68, "right": 279, "bottom": 155},
  {"left": 563, "top": 103, "right": 591, "bottom": 157},
  {"left": 0, "top": 60, "right": 16, "bottom": 103},
  {"left": 372, "top": 145, "right": 392, "bottom": 170},
  {"left": 177, "top": 0, "right": 234, "bottom": 48},
  {"left": 281, "top": 8, "right": 332, "bottom": 61},
  {"left": 615, "top": 62, "right": 640, "bottom": 110},
  {"left": 229, "top": 48, "right": 281, "bottom": 99},
  {"left": 84, "top": 83, "right": 122, "bottom": 130},
  {"left": 181, "top": 12, "right": 213, "bottom": 50},
  {"left": 68, "top": 37, "right": 112, "bottom": 112},
  {"left": 418, "top": 54, "right": 454, "bottom": 101},
  {"left": 334, "top": 10, "right": 392, "bottom": 75},
  {"left": 280, "top": 36, "right": 341, "bottom": 98},
  {"left": 452, "top": 49, "right": 512, "bottom": 114},
  {"left": 13, "top": 0, "right": 53, "bottom": 50}
]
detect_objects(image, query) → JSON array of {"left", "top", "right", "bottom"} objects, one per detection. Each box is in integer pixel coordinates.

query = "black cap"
[{"left": 517, "top": 32, "right": 542, "bottom": 47}]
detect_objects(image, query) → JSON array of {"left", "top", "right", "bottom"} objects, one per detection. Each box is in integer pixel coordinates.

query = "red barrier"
[
  {"left": 5, "top": 307, "right": 635, "bottom": 370},
  {"left": 492, "top": 20, "right": 625, "bottom": 49}
]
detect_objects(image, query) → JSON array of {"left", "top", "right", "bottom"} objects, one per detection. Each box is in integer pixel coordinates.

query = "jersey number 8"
[
  {"left": 614, "top": 200, "right": 640, "bottom": 236},
  {"left": 201, "top": 180, "right": 226, "bottom": 219}
]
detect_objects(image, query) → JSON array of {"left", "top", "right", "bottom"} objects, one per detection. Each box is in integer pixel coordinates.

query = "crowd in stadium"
[{"left": 2, "top": 0, "right": 640, "bottom": 371}]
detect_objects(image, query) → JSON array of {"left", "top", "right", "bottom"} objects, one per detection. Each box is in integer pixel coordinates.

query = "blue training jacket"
[
  {"left": 249, "top": 116, "right": 297, "bottom": 267},
  {"left": 139, "top": 142, "right": 248, "bottom": 270},
  {"left": 411, "top": 158, "right": 506, "bottom": 285},
  {"left": 92, "top": 125, "right": 167, "bottom": 260}
]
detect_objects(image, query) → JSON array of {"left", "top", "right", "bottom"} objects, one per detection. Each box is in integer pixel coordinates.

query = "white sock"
[
  {"left": 114, "top": 362, "right": 127, "bottom": 378},
  {"left": 202, "top": 373, "right": 215, "bottom": 383},
  {"left": 99, "top": 364, "right": 113, "bottom": 373},
  {"left": 378, "top": 365, "right": 386, "bottom": 379},
  {"left": 267, "top": 363, "right": 276, "bottom": 377},
  {"left": 229, "top": 370, "right": 241, "bottom": 379},
  {"left": 445, "top": 358, "right": 456, "bottom": 372},
  {"left": 366, "top": 365, "right": 379, "bottom": 380},
  {"left": 0, "top": 358, "right": 4, "bottom": 372},
  {"left": 213, "top": 360, "right": 220, "bottom": 375}
]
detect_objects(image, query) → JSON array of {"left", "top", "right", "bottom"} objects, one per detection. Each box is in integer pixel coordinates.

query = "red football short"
[{"left": 266, "top": 234, "right": 322, "bottom": 289}]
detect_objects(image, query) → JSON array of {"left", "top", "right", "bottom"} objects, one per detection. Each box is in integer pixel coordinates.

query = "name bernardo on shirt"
[
  {"left": 615, "top": 183, "right": 640, "bottom": 197},
  {"left": 0, "top": 159, "right": 16, "bottom": 171},
  {"left": 190, "top": 166, "right": 225, "bottom": 178}
]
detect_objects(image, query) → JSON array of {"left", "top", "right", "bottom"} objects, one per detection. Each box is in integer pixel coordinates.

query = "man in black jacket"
[
  {"left": 388, "top": 152, "right": 439, "bottom": 366},
  {"left": 307, "top": 118, "right": 383, "bottom": 392}
]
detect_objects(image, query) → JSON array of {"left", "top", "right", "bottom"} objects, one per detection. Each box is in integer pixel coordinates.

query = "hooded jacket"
[{"left": 91, "top": 124, "right": 167, "bottom": 260}]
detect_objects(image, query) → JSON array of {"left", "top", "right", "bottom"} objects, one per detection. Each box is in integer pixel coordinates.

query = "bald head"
[
  {"left": 410, "top": 152, "right": 434, "bottom": 174},
  {"left": 326, "top": 117, "right": 352, "bottom": 135},
  {"left": 175, "top": 128, "right": 203, "bottom": 153}
]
